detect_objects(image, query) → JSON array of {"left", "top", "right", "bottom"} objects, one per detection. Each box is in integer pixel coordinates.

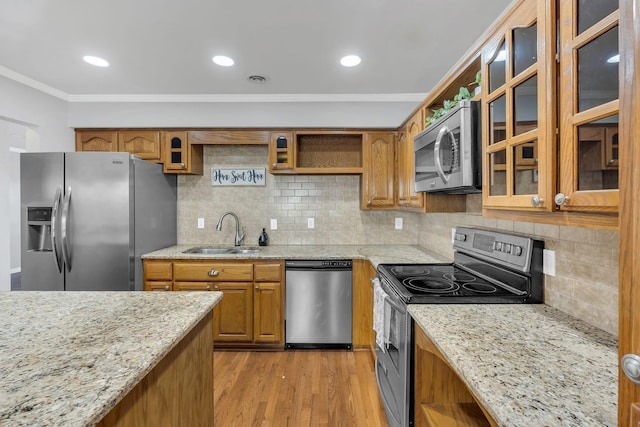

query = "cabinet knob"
[
  {"left": 530, "top": 196, "right": 544, "bottom": 207},
  {"left": 608, "top": 159, "right": 616, "bottom": 165},
  {"left": 164, "top": 285, "right": 170, "bottom": 291},
  {"left": 554, "top": 193, "right": 570, "bottom": 206},
  {"left": 367, "top": 200, "right": 372, "bottom": 206},
  {"left": 272, "top": 163, "right": 277, "bottom": 168},
  {"left": 623, "top": 354, "right": 640, "bottom": 384},
  {"left": 214, "top": 285, "right": 219, "bottom": 290},
  {"left": 206, "top": 285, "right": 211, "bottom": 290},
  {"left": 255, "top": 286, "right": 259, "bottom": 290},
  {"left": 208, "top": 269, "right": 219, "bottom": 276},
  {"left": 180, "top": 163, "right": 185, "bottom": 168}
]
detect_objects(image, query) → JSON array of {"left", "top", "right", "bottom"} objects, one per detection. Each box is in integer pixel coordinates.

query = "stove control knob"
[
  {"left": 494, "top": 242, "right": 503, "bottom": 251},
  {"left": 503, "top": 243, "right": 512, "bottom": 253},
  {"left": 511, "top": 245, "right": 523, "bottom": 256},
  {"left": 454, "top": 233, "right": 467, "bottom": 242}
]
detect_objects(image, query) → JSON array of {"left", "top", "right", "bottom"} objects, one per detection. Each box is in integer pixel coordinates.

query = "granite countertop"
[
  {"left": 409, "top": 304, "right": 618, "bottom": 427},
  {"left": 0, "top": 291, "right": 223, "bottom": 427},
  {"left": 142, "top": 244, "right": 447, "bottom": 267}
]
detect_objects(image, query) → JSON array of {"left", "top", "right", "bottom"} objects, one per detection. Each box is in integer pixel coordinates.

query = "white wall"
[
  {"left": 67, "top": 99, "right": 419, "bottom": 129},
  {"left": 0, "top": 76, "right": 73, "bottom": 290}
]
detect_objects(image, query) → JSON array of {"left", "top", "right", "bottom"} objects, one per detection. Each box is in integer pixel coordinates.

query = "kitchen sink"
[{"left": 183, "top": 247, "right": 261, "bottom": 255}]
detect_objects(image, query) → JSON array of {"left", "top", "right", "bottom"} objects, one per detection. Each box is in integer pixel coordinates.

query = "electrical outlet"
[
  {"left": 197, "top": 218, "right": 205, "bottom": 229},
  {"left": 307, "top": 218, "right": 315, "bottom": 229},
  {"left": 270, "top": 218, "right": 278, "bottom": 230},
  {"left": 543, "top": 249, "right": 556, "bottom": 276},
  {"left": 395, "top": 218, "right": 403, "bottom": 230}
]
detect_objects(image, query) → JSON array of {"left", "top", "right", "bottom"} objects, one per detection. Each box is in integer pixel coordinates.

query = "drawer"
[
  {"left": 174, "top": 282, "right": 213, "bottom": 291},
  {"left": 173, "top": 262, "right": 253, "bottom": 282},
  {"left": 145, "top": 281, "right": 173, "bottom": 291},
  {"left": 144, "top": 261, "right": 173, "bottom": 281},
  {"left": 254, "top": 263, "right": 282, "bottom": 282}
]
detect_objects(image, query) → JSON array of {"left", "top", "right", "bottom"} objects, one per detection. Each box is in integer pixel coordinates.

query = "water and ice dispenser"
[{"left": 26, "top": 207, "right": 53, "bottom": 252}]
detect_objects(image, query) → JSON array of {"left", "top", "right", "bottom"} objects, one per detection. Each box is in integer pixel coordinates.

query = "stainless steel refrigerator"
[{"left": 20, "top": 152, "right": 177, "bottom": 291}]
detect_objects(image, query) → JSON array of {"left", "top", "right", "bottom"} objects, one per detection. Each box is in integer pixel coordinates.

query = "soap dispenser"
[{"left": 258, "top": 228, "right": 269, "bottom": 246}]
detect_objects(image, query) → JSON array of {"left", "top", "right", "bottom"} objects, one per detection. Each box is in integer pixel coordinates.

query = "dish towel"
[{"left": 373, "top": 278, "right": 390, "bottom": 352}]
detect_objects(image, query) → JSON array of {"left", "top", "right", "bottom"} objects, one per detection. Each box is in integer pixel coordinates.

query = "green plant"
[{"left": 425, "top": 71, "right": 482, "bottom": 127}]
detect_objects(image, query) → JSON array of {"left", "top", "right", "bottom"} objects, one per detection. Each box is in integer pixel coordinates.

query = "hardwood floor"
[{"left": 213, "top": 349, "right": 389, "bottom": 427}]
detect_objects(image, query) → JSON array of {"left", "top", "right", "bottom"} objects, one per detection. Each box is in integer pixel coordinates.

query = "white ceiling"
[{"left": 0, "top": 0, "right": 514, "bottom": 126}]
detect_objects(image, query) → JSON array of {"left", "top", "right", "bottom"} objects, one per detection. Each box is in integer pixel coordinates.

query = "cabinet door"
[
  {"left": 75, "top": 130, "right": 117, "bottom": 152},
  {"left": 557, "top": 0, "right": 619, "bottom": 212},
  {"left": 213, "top": 282, "right": 253, "bottom": 343},
  {"left": 398, "top": 111, "right": 425, "bottom": 210},
  {"left": 163, "top": 131, "right": 189, "bottom": 172},
  {"left": 253, "top": 282, "right": 282, "bottom": 344},
  {"left": 361, "top": 132, "right": 396, "bottom": 209},
  {"left": 268, "top": 131, "right": 294, "bottom": 173},
  {"left": 482, "top": 0, "right": 555, "bottom": 211},
  {"left": 117, "top": 130, "right": 161, "bottom": 161}
]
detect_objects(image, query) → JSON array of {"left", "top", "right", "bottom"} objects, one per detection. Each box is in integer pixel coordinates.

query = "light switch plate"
[
  {"left": 395, "top": 218, "right": 403, "bottom": 230},
  {"left": 270, "top": 218, "right": 277, "bottom": 230},
  {"left": 543, "top": 249, "right": 556, "bottom": 276},
  {"left": 307, "top": 218, "right": 315, "bottom": 229},
  {"left": 197, "top": 218, "right": 205, "bottom": 229}
]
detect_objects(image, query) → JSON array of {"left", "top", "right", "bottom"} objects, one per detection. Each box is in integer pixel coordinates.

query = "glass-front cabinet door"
[
  {"left": 482, "top": 0, "right": 556, "bottom": 211},
  {"left": 557, "top": 0, "right": 619, "bottom": 212}
]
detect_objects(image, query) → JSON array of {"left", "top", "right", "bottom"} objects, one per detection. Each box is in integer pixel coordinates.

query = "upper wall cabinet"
[
  {"left": 268, "top": 131, "right": 295, "bottom": 173},
  {"left": 481, "top": 0, "right": 556, "bottom": 212},
  {"left": 163, "top": 131, "right": 203, "bottom": 175},
  {"left": 361, "top": 132, "right": 396, "bottom": 210},
  {"left": 557, "top": 0, "right": 619, "bottom": 213},
  {"left": 397, "top": 110, "right": 426, "bottom": 211},
  {"left": 76, "top": 130, "right": 162, "bottom": 163}
]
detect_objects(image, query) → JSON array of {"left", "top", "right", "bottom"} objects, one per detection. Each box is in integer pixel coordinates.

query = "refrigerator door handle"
[
  {"left": 61, "top": 186, "right": 72, "bottom": 272},
  {"left": 51, "top": 186, "right": 63, "bottom": 273}
]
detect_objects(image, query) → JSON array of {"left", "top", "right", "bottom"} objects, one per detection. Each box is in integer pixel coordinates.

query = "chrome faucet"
[{"left": 216, "top": 211, "right": 244, "bottom": 246}]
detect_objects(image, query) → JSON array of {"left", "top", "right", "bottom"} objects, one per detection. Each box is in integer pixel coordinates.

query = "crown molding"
[{"left": 0, "top": 66, "right": 69, "bottom": 101}]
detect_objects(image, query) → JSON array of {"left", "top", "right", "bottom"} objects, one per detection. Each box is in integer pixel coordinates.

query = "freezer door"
[
  {"left": 20, "top": 153, "right": 65, "bottom": 291},
  {"left": 64, "top": 152, "right": 133, "bottom": 291}
]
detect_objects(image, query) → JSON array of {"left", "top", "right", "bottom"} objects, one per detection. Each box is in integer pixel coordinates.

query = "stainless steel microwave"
[{"left": 414, "top": 100, "right": 481, "bottom": 193}]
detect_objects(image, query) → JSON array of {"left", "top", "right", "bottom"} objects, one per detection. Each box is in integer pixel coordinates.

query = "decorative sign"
[{"left": 211, "top": 167, "right": 266, "bottom": 186}]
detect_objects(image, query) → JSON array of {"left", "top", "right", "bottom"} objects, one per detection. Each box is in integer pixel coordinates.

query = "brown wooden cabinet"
[
  {"left": 398, "top": 110, "right": 426, "bottom": 210},
  {"left": 481, "top": 0, "right": 555, "bottom": 212},
  {"left": 414, "top": 323, "right": 496, "bottom": 427},
  {"left": 143, "top": 259, "right": 284, "bottom": 349},
  {"left": 557, "top": 0, "right": 619, "bottom": 213},
  {"left": 118, "top": 130, "right": 162, "bottom": 162},
  {"left": 162, "top": 131, "right": 204, "bottom": 175},
  {"left": 76, "top": 129, "right": 162, "bottom": 162},
  {"left": 352, "top": 259, "right": 376, "bottom": 352},
  {"left": 268, "top": 131, "right": 295, "bottom": 173},
  {"left": 361, "top": 132, "right": 396, "bottom": 209}
]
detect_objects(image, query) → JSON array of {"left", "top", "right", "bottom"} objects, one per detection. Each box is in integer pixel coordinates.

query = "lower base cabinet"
[
  {"left": 143, "top": 259, "right": 284, "bottom": 349},
  {"left": 414, "top": 324, "right": 496, "bottom": 427}
]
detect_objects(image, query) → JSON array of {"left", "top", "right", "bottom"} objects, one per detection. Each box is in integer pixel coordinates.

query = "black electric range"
[{"left": 377, "top": 227, "right": 545, "bottom": 304}]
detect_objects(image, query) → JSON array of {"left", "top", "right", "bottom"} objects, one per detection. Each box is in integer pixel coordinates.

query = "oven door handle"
[{"left": 434, "top": 125, "right": 454, "bottom": 184}]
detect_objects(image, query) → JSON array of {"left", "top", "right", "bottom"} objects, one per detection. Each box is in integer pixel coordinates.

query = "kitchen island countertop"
[
  {"left": 142, "top": 244, "right": 447, "bottom": 267},
  {"left": 0, "top": 291, "right": 223, "bottom": 427},
  {"left": 409, "top": 304, "right": 618, "bottom": 427}
]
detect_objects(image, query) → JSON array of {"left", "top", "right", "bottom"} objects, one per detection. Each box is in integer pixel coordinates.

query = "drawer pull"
[
  {"left": 206, "top": 285, "right": 211, "bottom": 290},
  {"left": 214, "top": 285, "right": 219, "bottom": 290},
  {"left": 164, "top": 285, "right": 170, "bottom": 291},
  {"left": 208, "top": 269, "right": 220, "bottom": 276}
]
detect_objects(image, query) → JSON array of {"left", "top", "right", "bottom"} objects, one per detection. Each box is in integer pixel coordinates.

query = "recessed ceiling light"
[
  {"left": 212, "top": 55, "right": 234, "bottom": 67},
  {"left": 607, "top": 54, "right": 620, "bottom": 64},
  {"left": 340, "top": 55, "right": 361, "bottom": 67},
  {"left": 83, "top": 56, "right": 109, "bottom": 67}
]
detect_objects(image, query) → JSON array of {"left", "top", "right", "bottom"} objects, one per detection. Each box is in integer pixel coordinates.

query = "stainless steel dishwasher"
[{"left": 285, "top": 260, "right": 352, "bottom": 349}]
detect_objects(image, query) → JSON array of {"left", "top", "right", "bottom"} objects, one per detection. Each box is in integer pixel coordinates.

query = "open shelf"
[{"left": 294, "top": 133, "right": 363, "bottom": 173}]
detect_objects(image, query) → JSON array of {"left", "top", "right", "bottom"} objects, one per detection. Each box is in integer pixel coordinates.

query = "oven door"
[{"left": 375, "top": 283, "right": 412, "bottom": 427}]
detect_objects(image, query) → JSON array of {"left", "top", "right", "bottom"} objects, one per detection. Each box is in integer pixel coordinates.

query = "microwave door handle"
[
  {"left": 61, "top": 186, "right": 72, "bottom": 272},
  {"left": 51, "top": 186, "right": 63, "bottom": 273},
  {"left": 434, "top": 126, "right": 450, "bottom": 184}
]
